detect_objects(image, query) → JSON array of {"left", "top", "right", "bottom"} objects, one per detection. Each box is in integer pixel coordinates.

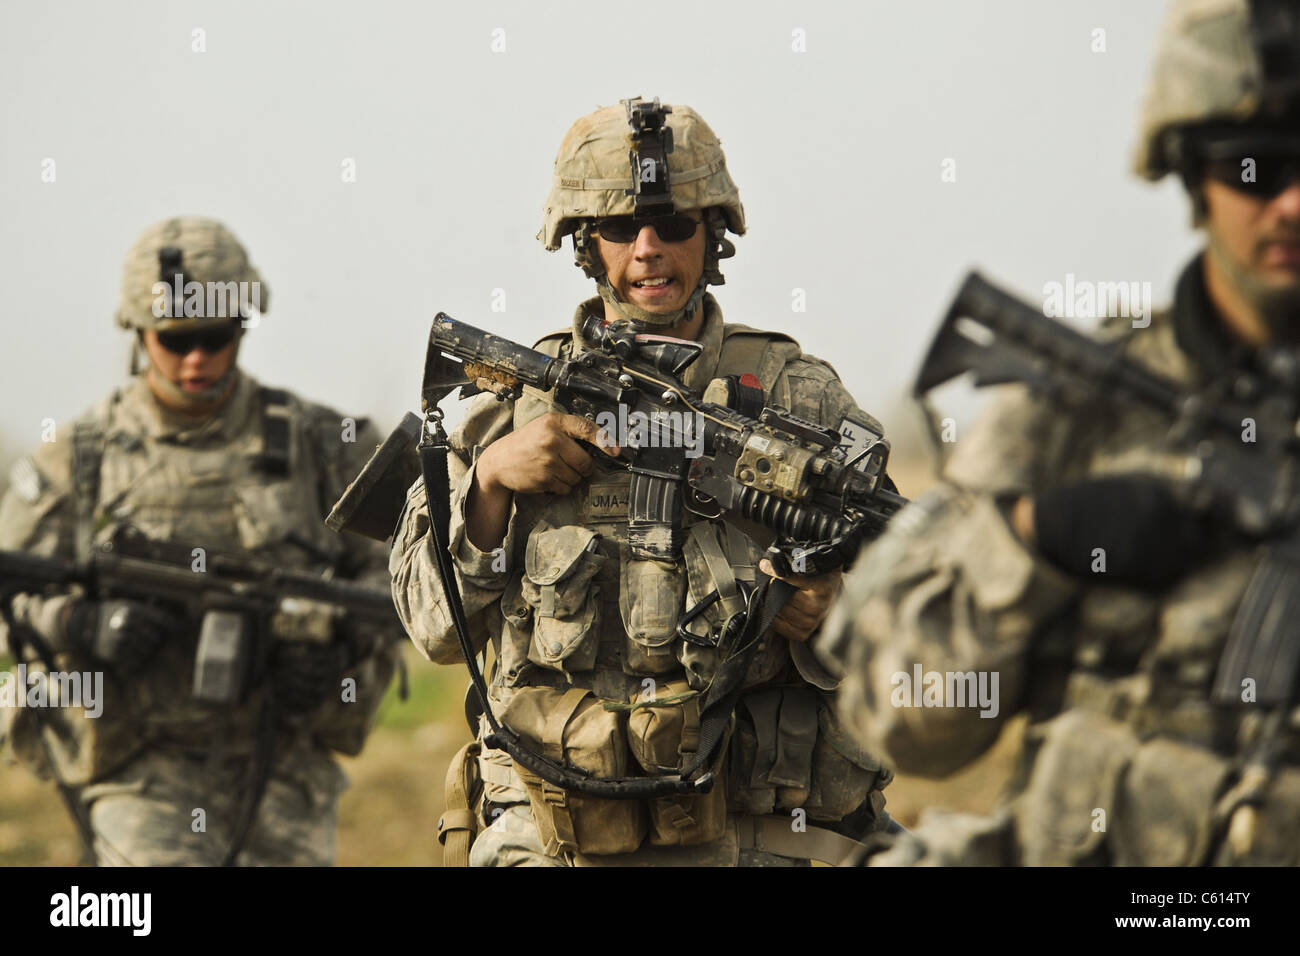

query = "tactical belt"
[{"left": 735, "top": 815, "right": 869, "bottom": 867}]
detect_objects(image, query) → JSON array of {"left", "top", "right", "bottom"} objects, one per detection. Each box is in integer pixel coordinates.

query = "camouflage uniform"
[
  {"left": 0, "top": 218, "right": 399, "bottom": 866},
  {"left": 389, "top": 98, "right": 898, "bottom": 866},
  {"left": 392, "top": 293, "right": 895, "bottom": 866},
  {"left": 820, "top": 0, "right": 1300, "bottom": 866}
]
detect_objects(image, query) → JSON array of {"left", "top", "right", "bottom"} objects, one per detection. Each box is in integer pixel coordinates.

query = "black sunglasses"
[
  {"left": 1196, "top": 133, "right": 1300, "bottom": 198},
  {"left": 155, "top": 323, "right": 238, "bottom": 356},
  {"left": 593, "top": 214, "right": 702, "bottom": 244},
  {"left": 1203, "top": 152, "right": 1300, "bottom": 198}
]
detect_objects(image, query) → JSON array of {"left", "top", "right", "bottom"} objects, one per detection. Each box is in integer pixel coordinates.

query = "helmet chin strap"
[
  {"left": 147, "top": 363, "right": 240, "bottom": 407},
  {"left": 595, "top": 273, "right": 710, "bottom": 330}
]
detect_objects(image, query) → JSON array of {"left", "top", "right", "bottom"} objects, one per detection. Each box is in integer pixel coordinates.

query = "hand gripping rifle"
[
  {"left": 0, "top": 528, "right": 400, "bottom": 703},
  {"left": 0, "top": 528, "right": 401, "bottom": 865},
  {"left": 328, "top": 312, "right": 906, "bottom": 799},
  {"left": 917, "top": 271, "right": 1300, "bottom": 708}
]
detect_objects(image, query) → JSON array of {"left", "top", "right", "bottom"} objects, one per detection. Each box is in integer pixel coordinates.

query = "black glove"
[
  {"left": 1033, "top": 474, "right": 1224, "bottom": 590},
  {"left": 270, "top": 640, "right": 350, "bottom": 715},
  {"left": 65, "top": 599, "right": 175, "bottom": 673}
]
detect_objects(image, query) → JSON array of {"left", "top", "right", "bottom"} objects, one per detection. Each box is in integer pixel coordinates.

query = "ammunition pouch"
[
  {"left": 728, "top": 686, "right": 885, "bottom": 822},
  {"left": 1111, "top": 733, "right": 1233, "bottom": 866},
  {"left": 619, "top": 549, "right": 686, "bottom": 675},
  {"left": 502, "top": 686, "right": 647, "bottom": 856},
  {"left": 1016, "top": 709, "right": 1137, "bottom": 865},
  {"left": 626, "top": 678, "right": 728, "bottom": 846},
  {"left": 522, "top": 524, "right": 605, "bottom": 675}
]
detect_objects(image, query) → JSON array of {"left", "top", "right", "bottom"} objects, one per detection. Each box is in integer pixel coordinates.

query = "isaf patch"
[
  {"left": 9, "top": 456, "right": 45, "bottom": 503},
  {"left": 836, "top": 417, "right": 883, "bottom": 473}
]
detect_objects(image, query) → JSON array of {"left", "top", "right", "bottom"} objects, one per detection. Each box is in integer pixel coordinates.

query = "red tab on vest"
[{"left": 739, "top": 373, "right": 762, "bottom": 389}]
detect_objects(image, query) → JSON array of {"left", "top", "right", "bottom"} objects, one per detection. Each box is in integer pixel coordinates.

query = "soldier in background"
[
  {"left": 819, "top": 0, "right": 1300, "bottom": 865},
  {"left": 0, "top": 217, "right": 400, "bottom": 865},
  {"left": 391, "top": 98, "right": 897, "bottom": 866}
]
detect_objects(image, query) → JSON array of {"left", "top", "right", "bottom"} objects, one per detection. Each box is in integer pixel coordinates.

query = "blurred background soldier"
[
  {"left": 391, "top": 98, "right": 897, "bottom": 866},
  {"left": 820, "top": 0, "right": 1300, "bottom": 865},
  {"left": 0, "top": 216, "right": 400, "bottom": 865}
]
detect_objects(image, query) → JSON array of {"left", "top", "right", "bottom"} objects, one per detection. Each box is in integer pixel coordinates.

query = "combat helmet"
[
  {"left": 1136, "top": 0, "right": 1300, "bottom": 182},
  {"left": 539, "top": 97, "right": 745, "bottom": 328},
  {"left": 116, "top": 216, "right": 269, "bottom": 332}
]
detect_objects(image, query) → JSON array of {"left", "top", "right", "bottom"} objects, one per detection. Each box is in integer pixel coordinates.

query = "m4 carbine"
[
  {"left": 418, "top": 311, "right": 906, "bottom": 573},
  {"left": 0, "top": 528, "right": 398, "bottom": 703}
]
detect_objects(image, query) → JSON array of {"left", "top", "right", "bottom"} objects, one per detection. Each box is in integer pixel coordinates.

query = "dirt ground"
[{"left": 2, "top": 645, "right": 1023, "bottom": 867}]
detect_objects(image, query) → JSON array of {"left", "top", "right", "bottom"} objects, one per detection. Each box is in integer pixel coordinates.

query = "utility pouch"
[
  {"left": 727, "top": 686, "right": 820, "bottom": 815},
  {"left": 625, "top": 678, "right": 728, "bottom": 846},
  {"left": 497, "top": 573, "right": 533, "bottom": 687},
  {"left": 1016, "top": 709, "right": 1137, "bottom": 866},
  {"left": 522, "top": 524, "right": 606, "bottom": 675},
  {"left": 502, "top": 686, "right": 647, "bottom": 856},
  {"left": 803, "top": 699, "right": 890, "bottom": 821},
  {"left": 1111, "top": 735, "right": 1232, "bottom": 866}
]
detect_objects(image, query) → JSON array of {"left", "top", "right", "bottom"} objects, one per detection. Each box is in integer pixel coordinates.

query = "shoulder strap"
[
  {"left": 71, "top": 407, "right": 111, "bottom": 562},
  {"left": 532, "top": 329, "right": 573, "bottom": 358},
  {"left": 717, "top": 328, "right": 800, "bottom": 399},
  {"left": 257, "top": 387, "right": 292, "bottom": 477}
]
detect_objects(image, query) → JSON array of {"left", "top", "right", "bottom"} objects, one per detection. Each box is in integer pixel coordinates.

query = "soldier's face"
[
  {"left": 1203, "top": 176, "right": 1300, "bottom": 314},
  {"left": 141, "top": 326, "right": 239, "bottom": 410},
  {"left": 594, "top": 208, "right": 707, "bottom": 315}
]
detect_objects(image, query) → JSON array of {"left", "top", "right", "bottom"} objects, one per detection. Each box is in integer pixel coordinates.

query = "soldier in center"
[{"left": 390, "top": 98, "right": 896, "bottom": 865}]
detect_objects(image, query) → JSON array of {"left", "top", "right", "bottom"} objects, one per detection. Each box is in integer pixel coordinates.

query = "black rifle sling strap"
[
  {"left": 225, "top": 389, "right": 299, "bottom": 865},
  {"left": 222, "top": 697, "right": 277, "bottom": 867},
  {"left": 680, "top": 576, "right": 794, "bottom": 779}
]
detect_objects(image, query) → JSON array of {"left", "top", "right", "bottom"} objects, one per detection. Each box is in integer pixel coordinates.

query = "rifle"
[
  {"left": 0, "top": 527, "right": 399, "bottom": 703},
  {"left": 916, "top": 270, "right": 1300, "bottom": 707},
  {"left": 328, "top": 312, "right": 907, "bottom": 800}
]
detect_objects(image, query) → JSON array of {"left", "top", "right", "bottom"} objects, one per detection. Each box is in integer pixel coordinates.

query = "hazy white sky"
[{"left": 0, "top": 0, "right": 1198, "bottom": 469}]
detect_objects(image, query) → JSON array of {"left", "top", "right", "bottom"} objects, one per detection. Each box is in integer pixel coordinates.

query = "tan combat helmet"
[
  {"left": 539, "top": 97, "right": 745, "bottom": 328},
  {"left": 116, "top": 216, "right": 269, "bottom": 332},
  {"left": 1136, "top": 0, "right": 1300, "bottom": 181}
]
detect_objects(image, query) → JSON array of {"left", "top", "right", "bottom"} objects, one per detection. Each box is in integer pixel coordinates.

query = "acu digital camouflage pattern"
[
  {"left": 0, "top": 372, "right": 399, "bottom": 866},
  {"left": 391, "top": 293, "right": 895, "bottom": 866},
  {"left": 819, "top": 303, "right": 1300, "bottom": 866},
  {"left": 538, "top": 102, "right": 745, "bottom": 251},
  {"left": 1135, "top": 0, "right": 1274, "bottom": 179}
]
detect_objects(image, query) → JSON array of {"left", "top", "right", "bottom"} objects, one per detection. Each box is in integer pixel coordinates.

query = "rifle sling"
[{"left": 221, "top": 696, "right": 277, "bottom": 867}]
